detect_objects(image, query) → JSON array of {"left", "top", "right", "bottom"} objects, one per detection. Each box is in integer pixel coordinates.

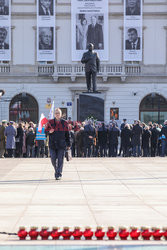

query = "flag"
[
  {"left": 38, "top": 113, "right": 48, "bottom": 133},
  {"left": 48, "top": 100, "right": 54, "bottom": 119}
]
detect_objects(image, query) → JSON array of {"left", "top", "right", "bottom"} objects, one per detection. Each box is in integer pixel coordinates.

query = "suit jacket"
[
  {"left": 0, "top": 6, "right": 9, "bottom": 15},
  {"left": 81, "top": 50, "right": 100, "bottom": 72},
  {"left": 45, "top": 119, "right": 70, "bottom": 149},
  {"left": 0, "top": 43, "right": 9, "bottom": 50},
  {"left": 125, "top": 38, "right": 140, "bottom": 50},
  {"left": 39, "top": 3, "right": 53, "bottom": 16},
  {"left": 39, "top": 42, "right": 53, "bottom": 50},
  {"left": 84, "top": 124, "right": 95, "bottom": 146},
  {"left": 132, "top": 124, "right": 142, "bottom": 146},
  {"left": 87, "top": 23, "right": 103, "bottom": 49},
  {"left": 126, "top": 6, "right": 140, "bottom": 16}
]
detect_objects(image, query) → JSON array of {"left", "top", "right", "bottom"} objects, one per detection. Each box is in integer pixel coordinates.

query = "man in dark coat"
[
  {"left": 121, "top": 124, "right": 132, "bottom": 157},
  {"left": 98, "top": 123, "right": 108, "bottom": 157},
  {"left": 142, "top": 126, "right": 151, "bottom": 157},
  {"left": 150, "top": 123, "right": 159, "bottom": 157},
  {"left": 119, "top": 119, "right": 127, "bottom": 156},
  {"left": 108, "top": 123, "right": 120, "bottom": 157},
  {"left": 81, "top": 43, "right": 100, "bottom": 92},
  {"left": 132, "top": 120, "right": 142, "bottom": 157},
  {"left": 15, "top": 123, "right": 24, "bottom": 157},
  {"left": 26, "top": 127, "right": 36, "bottom": 157},
  {"left": 160, "top": 120, "right": 167, "bottom": 157},
  {"left": 126, "top": 28, "right": 140, "bottom": 50},
  {"left": 0, "top": 120, "right": 7, "bottom": 158},
  {"left": 75, "top": 127, "right": 84, "bottom": 157},
  {"left": 83, "top": 121, "right": 95, "bottom": 157},
  {"left": 87, "top": 16, "right": 103, "bottom": 50},
  {"left": 39, "top": 0, "right": 53, "bottom": 16},
  {"left": 45, "top": 108, "right": 70, "bottom": 180}
]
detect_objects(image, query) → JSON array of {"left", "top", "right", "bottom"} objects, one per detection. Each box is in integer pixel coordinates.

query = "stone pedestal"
[{"left": 78, "top": 92, "right": 104, "bottom": 121}]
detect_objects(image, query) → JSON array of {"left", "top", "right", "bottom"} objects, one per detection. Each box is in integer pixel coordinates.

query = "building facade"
[{"left": 0, "top": 0, "right": 167, "bottom": 124}]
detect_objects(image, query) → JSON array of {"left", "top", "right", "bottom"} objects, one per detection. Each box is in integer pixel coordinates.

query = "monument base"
[
  {"left": 78, "top": 93, "right": 104, "bottom": 121},
  {"left": 82, "top": 91, "right": 101, "bottom": 94}
]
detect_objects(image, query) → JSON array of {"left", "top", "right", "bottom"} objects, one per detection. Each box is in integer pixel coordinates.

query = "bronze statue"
[{"left": 81, "top": 43, "right": 100, "bottom": 93}]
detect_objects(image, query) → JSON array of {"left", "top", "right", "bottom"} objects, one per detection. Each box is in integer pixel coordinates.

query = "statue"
[{"left": 81, "top": 43, "right": 100, "bottom": 93}]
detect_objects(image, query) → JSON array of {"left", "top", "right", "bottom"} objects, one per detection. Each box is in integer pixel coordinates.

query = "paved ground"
[{"left": 0, "top": 157, "right": 167, "bottom": 246}]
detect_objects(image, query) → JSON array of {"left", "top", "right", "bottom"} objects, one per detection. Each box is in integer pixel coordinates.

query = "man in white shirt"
[
  {"left": 125, "top": 28, "right": 140, "bottom": 50},
  {"left": 39, "top": 0, "right": 53, "bottom": 16}
]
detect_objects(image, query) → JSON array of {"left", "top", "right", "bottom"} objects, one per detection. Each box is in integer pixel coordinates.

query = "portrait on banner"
[
  {"left": 0, "top": 26, "right": 9, "bottom": 49},
  {"left": 76, "top": 14, "right": 104, "bottom": 50},
  {"left": 0, "top": 0, "right": 9, "bottom": 16},
  {"left": 125, "top": 0, "right": 141, "bottom": 16},
  {"left": 125, "top": 27, "right": 141, "bottom": 50},
  {"left": 38, "top": 27, "right": 53, "bottom": 50},
  {"left": 38, "top": 0, "right": 53, "bottom": 16}
]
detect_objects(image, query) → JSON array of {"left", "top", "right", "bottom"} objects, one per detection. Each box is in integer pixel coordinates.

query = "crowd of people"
[{"left": 0, "top": 118, "right": 167, "bottom": 158}]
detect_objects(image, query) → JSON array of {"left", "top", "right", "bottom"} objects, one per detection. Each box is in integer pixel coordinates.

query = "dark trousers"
[
  {"left": 7, "top": 149, "right": 14, "bottom": 157},
  {"left": 99, "top": 145, "right": 106, "bottom": 157},
  {"left": 36, "top": 140, "right": 45, "bottom": 158},
  {"left": 133, "top": 145, "right": 141, "bottom": 157},
  {"left": 86, "top": 70, "right": 97, "bottom": 92},
  {"left": 123, "top": 146, "right": 130, "bottom": 157},
  {"left": 84, "top": 144, "right": 92, "bottom": 157},
  {"left": 15, "top": 142, "right": 23, "bottom": 157},
  {"left": 151, "top": 143, "right": 157, "bottom": 157},
  {"left": 109, "top": 144, "right": 118, "bottom": 157},
  {"left": 143, "top": 146, "right": 149, "bottom": 157},
  {"left": 49, "top": 148, "right": 65, "bottom": 177},
  {"left": 161, "top": 140, "right": 167, "bottom": 157}
]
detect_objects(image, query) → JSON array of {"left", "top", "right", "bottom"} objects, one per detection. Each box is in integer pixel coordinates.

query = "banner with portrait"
[
  {"left": 71, "top": 0, "right": 108, "bottom": 61},
  {"left": 0, "top": 0, "right": 11, "bottom": 60},
  {"left": 37, "top": 0, "right": 55, "bottom": 61},
  {"left": 124, "top": 0, "right": 142, "bottom": 61}
]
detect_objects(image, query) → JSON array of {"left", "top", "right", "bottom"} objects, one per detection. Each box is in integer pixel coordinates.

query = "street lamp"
[{"left": 0, "top": 89, "right": 5, "bottom": 98}]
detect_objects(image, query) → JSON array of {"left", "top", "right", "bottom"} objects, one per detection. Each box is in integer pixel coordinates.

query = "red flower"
[
  {"left": 83, "top": 227, "right": 94, "bottom": 240},
  {"left": 18, "top": 227, "right": 28, "bottom": 240}
]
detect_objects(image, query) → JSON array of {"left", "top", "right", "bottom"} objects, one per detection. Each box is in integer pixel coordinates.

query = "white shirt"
[
  {"left": 41, "top": 5, "right": 51, "bottom": 15},
  {"left": 131, "top": 38, "right": 139, "bottom": 50}
]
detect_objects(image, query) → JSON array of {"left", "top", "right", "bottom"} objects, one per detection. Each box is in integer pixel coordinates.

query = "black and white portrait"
[
  {"left": 126, "top": 0, "right": 141, "bottom": 16},
  {"left": 39, "top": 27, "right": 53, "bottom": 50},
  {"left": 125, "top": 27, "right": 140, "bottom": 50},
  {"left": 76, "top": 14, "right": 104, "bottom": 50},
  {"left": 39, "top": 0, "right": 53, "bottom": 16},
  {"left": 0, "top": 0, "right": 9, "bottom": 16},
  {"left": 0, "top": 27, "right": 9, "bottom": 49}
]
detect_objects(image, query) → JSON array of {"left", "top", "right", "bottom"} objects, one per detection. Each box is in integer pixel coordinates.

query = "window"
[
  {"left": 9, "top": 93, "right": 39, "bottom": 123},
  {"left": 140, "top": 93, "right": 167, "bottom": 124}
]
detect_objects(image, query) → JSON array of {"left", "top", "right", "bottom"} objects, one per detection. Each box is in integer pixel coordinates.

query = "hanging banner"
[
  {"left": 124, "top": 0, "right": 142, "bottom": 61},
  {"left": 71, "top": 0, "right": 108, "bottom": 61},
  {"left": 0, "top": 0, "right": 11, "bottom": 61},
  {"left": 37, "top": 0, "right": 55, "bottom": 61}
]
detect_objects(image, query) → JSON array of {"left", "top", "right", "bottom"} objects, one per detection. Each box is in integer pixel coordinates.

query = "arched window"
[
  {"left": 140, "top": 93, "right": 167, "bottom": 124},
  {"left": 9, "top": 93, "right": 38, "bottom": 123}
]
